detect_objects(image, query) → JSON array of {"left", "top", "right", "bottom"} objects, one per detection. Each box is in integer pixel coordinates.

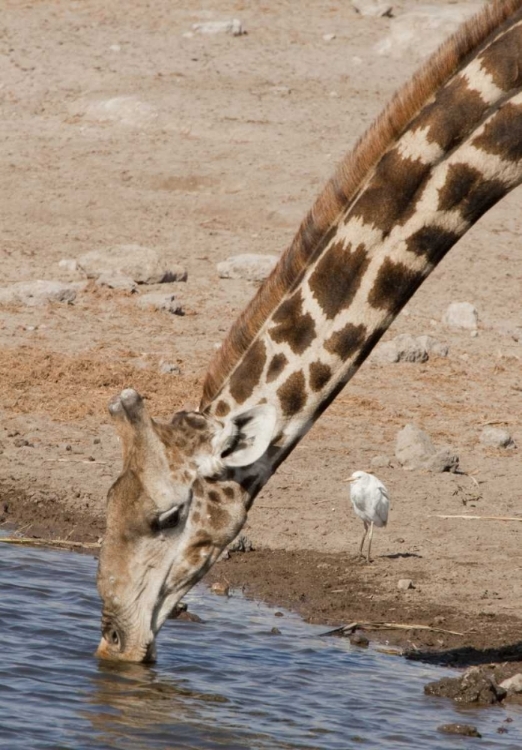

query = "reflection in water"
[{"left": 0, "top": 539, "right": 521, "bottom": 750}]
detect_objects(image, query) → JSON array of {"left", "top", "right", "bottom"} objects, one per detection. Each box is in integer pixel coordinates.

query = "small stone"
[
  {"left": 210, "top": 581, "right": 230, "bottom": 596},
  {"left": 349, "top": 633, "right": 370, "bottom": 647},
  {"left": 227, "top": 535, "right": 254, "bottom": 554},
  {"left": 480, "top": 426, "right": 515, "bottom": 449},
  {"left": 217, "top": 253, "right": 278, "bottom": 282},
  {"left": 192, "top": 19, "right": 245, "bottom": 36},
  {"left": 426, "top": 666, "right": 507, "bottom": 705},
  {"left": 352, "top": 0, "right": 393, "bottom": 17},
  {"left": 370, "top": 455, "right": 391, "bottom": 470},
  {"left": 470, "top": 330, "right": 479, "bottom": 338},
  {"left": 423, "top": 447, "right": 459, "bottom": 473},
  {"left": 323, "top": 33, "right": 336, "bottom": 41},
  {"left": 374, "top": 334, "right": 428, "bottom": 364},
  {"left": 78, "top": 245, "right": 187, "bottom": 285},
  {"left": 274, "top": 611, "right": 284, "bottom": 618},
  {"left": 58, "top": 258, "right": 80, "bottom": 274},
  {"left": 500, "top": 673, "right": 522, "bottom": 693},
  {"left": 95, "top": 273, "right": 137, "bottom": 292},
  {"left": 93, "top": 438, "right": 101, "bottom": 445},
  {"left": 270, "top": 627, "right": 281, "bottom": 635},
  {"left": 65, "top": 444, "right": 72, "bottom": 452},
  {"left": 177, "top": 611, "right": 204, "bottom": 623},
  {"left": 13, "top": 438, "right": 31, "bottom": 448},
  {"left": 395, "top": 423, "right": 436, "bottom": 470},
  {"left": 397, "top": 578, "right": 414, "bottom": 591},
  {"left": 443, "top": 301, "right": 478, "bottom": 330},
  {"left": 0, "top": 280, "right": 83, "bottom": 307},
  {"left": 415, "top": 334, "right": 449, "bottom": 358},
  {"left": 160, "top": 362, "right": 182, "bottom": 375},
  {"left": 438, "top": 724, "right": 481, "bottom": 738},
  {"left": 136, "top": 292, "right": 184, "bottom": 315}
]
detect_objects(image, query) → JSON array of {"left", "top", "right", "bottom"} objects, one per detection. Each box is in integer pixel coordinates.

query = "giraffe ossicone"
[{"left": 96, "top": 0, "right": 522, "bottom": 662}]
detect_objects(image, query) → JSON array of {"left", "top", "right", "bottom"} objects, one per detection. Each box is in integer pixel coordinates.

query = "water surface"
[{"left": 0, "top": 541, "right": 521, "bottom": 749}]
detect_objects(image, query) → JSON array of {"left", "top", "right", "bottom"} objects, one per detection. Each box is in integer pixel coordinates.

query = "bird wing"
[{"left": 374, "top": 486, "right": 390, "bottom": 526}]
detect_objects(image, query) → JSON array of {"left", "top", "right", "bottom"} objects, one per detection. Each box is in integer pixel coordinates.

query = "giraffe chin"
[{"left": 95, "top": 636, "right": 157, "bottom": 664}]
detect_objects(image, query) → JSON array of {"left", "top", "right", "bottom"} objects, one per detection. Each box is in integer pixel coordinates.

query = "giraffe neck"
[{"left": 202, "top": 1, "right": 522, "bottom": 491}]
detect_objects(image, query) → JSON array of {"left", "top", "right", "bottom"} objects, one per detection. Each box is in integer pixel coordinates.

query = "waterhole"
[{"left": 0, "top": 541, "right": 521, "bottom": 749}]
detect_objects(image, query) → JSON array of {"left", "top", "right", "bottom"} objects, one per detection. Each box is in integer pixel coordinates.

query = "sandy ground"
[{"left": 2, "top": 0, "right": 522, "bottom": 662}]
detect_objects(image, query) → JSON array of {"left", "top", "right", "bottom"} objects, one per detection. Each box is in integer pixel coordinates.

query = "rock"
[
  {"left": 370, "top": 455, "right": 392, "bottom": 470},
  {"left": 480, "top": 426, "right": 515, "bottom": 449},
  {"left": 423, "top": 447, "right": 459, "bottom": 473},
  {"left": 397, "top": 578, "right": 414, "bottom": 591},
  {"left": 437, "top": 724, "right": 481, "bottom": 738},
  {"left": 71, "top": 96, "right": 158, "bottom": 127},
  {"left": 374, "top": 334, "right": 448, "bottom": 364},
  {"left": 349, "top": 633, "right": 370, "bottom": 647},
  {"left": 375, "top": 5, "right": 479, "bottom": 59},
  {"left": 78, "top": 244, "right": 187, "bottom": 285},
  {"left": 395, "top": 423, "right": 436, "bottom": 469},
  {"left": 210, "top": 581, "right": 230, "bottom": 596},
  {"left": 217, "top": 253, "right": 278, "bottom": 282},
  {"left": 323, "top": 33, "right": 336, "bottom": 41},
  {"left": 270, "top": 627, "right": 282, "bottom": 635},
  {"left": 136, "top": 292, "right": 184, "bottom": 315},
  {"left": 95, "top": 273, "right": 137, "bottom": 292},
  {"left": 443, "top": 301, "right": 479, "bottom": 330},
  {"left": 415, "top": 334, "right": 449, "bottom": 358},
  {"left": 274, "top": 611, "right": 284, "bottom": 618},
  {"left": 374, "top": 334, "right": 428, "bottom": 364},
  {"left": 192, "top": 19, "right": 245, "bottom": 36},
  {"left": 500, "top": 673, "right": 522, "bottom": 693},
  {"left": 426, "top": 666, "right": 507, "bottom": 705},
  {"left": 177, "top": 611, "right": 204, "bottom": 623},
  {"left": 159, "top": 361, "right": 181, "bottom": 375},
  {"left": 227, "top": 534, "right": 254, "bottom": 553},
  {"left": 0, "top": 280, "right": 83, "bottom": 306},
  {"left": 352, "top": 0, "right": 393, "bottom": 17},
  {"left": 58, "top": 258, "right": 81, "bottom": 274}
]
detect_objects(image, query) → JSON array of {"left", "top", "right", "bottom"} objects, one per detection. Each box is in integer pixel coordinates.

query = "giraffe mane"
[{"left": 200, "top": 0, "right": 522, "bottom": 411}]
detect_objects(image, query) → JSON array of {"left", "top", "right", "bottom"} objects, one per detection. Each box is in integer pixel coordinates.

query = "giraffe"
[{"left": 96, "top": 0, "right": 522, "bottom": 662}]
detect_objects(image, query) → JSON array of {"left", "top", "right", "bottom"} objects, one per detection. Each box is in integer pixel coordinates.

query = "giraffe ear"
[{"left": 216, "top": 404, "right": 277, "bottom": 469}]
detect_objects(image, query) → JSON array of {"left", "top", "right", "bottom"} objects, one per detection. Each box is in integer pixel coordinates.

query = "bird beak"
[{"left": 343, "top": 478, "right": 356, "bottom": 483}]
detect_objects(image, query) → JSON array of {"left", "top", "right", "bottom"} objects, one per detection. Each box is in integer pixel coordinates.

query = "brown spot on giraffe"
[
  {"left": 325, "top": 324, "right": 367, "bottom": 361},
  {"left": 368, "top": 258, "right": 425, "bottom": 314},
  {"left": 309, "top": 241, "right": 370, "bottom": 320},
  {"left": 229, "top": 339, "right": 267, "bottom": 404},
  {"left": 438, "top": 162, "right": 508, "bottom": 224},
  {"left": 277, "top": 370, "right": 307, "bottom": 417},
  {"left": 266, "top": 353, "right": 288, "bottom": 383},
  {"left": 270, "top": 290, "right": 316, "bottom": 355},
  {"left": 350, "top": 147, "right": 430, "bottom": 233},
  {"left": 413, "top": 76, "right": 486, "bottom": 152},
  {"left": 472, "top": 101, "right": 522, "bottom": 162},
  {"left": 308, "top": 361, "right": 332, "bottom": 392},
  {"left": 222, "top": 487, "right": 235, "bottom": 499},
  {"left": 215, "top": 400, "right": 230, "bottom": 417},
  {"left": 405, "top": 225, "right": 460, "bottom": 266},
  {"left": 478, "top": 22, "right": 522, "bottom": 91}
]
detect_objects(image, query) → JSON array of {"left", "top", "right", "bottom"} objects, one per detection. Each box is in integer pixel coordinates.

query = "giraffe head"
[{"left": 96, "top": 388, "right": 276, "bottom": 663}]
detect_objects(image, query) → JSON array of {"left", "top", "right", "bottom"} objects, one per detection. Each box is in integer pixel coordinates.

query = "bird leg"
[
  {"left": 366, "top": 522, "right": 374, "bottom": 563},
  {"left": 356, "top": 521, "right": 369, "bottom": 561}
]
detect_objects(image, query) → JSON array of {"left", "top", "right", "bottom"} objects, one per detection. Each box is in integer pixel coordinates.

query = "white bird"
[{"left": 345, "top": 470, "right": 390, "bottom": 563}]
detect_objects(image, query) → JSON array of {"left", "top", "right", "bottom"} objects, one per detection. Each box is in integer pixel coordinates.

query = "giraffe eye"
[{"left": 154, "top": 504, "right": 182, "bottom": 532}]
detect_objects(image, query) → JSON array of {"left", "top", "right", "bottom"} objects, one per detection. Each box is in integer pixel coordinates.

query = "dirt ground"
[{"left": 2, "top": 0, "right": 522, "bottom": 666}]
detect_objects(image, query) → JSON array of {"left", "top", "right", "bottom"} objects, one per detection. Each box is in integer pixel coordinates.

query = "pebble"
[
  {"left": 443, "top": 301, "right": 479, "bottom": 330},
  {"left": 58, "top": 258, "right": 80, "bottom": 274},
  {"left": 395, "top": 424, "right": 458, "bottom": 472},
  {"left": 375, "top": 5, "right": 479, "bottom": 59},
  {"left": 438, "top": 724, "right": 481, "bottom": 738},
  {"left": 95, "top": 273, "right": 137, "bottom": 292},
  {"left": 159, "top": 362, "right": 182, "bottom": 375},
  {"left": 70, "top": 95, "right": 158, "bottom": 127},
  {"left": 500, "top": 673, "right": 522, "bottom": 693},
  {"left": 374, "top": 333, "right": 448, "bottom": 364},
  {"left": 78, "top": 244, "right": 187, "bottom": 285},
  {"left": 480, "top": 426, "right": 515, "bottom": 449},
  {"left": 349, "top": 633, "right": 370, "bottom": 647},
  {"left": 323, "top": 33, "right": 336, "bottom": 41},
  {"left": 270, "top": 627, "right": 282, "bottom": 635},
  {"left": 397, "top": 578, "right": 414, "bottom": 591},
  {"left": 0, "top": 280, "right": 83, "bottom": 307},
  {"left": 370, "top": 455, "right": 392, "bottom": 469},
  {"left": 217, "top": 253, "right": 278, "bottom": 282},
  {"left": 426, "top": 666, "right": 507, "bottom": 705},
  {"left": 210, "top": 582, "right": 230, "bottom": 596},
  {"left": 192, "top": 19, "right": 245, "bottom": 36},
  {"left": 136, "top": 292, "right": 185, "bottom": 315},
  {"left": 13, "top": 437, "right": 31, "bottom": 448},
  {"left": 352, "top": 0, "right": 393, "bottom": 17}
]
